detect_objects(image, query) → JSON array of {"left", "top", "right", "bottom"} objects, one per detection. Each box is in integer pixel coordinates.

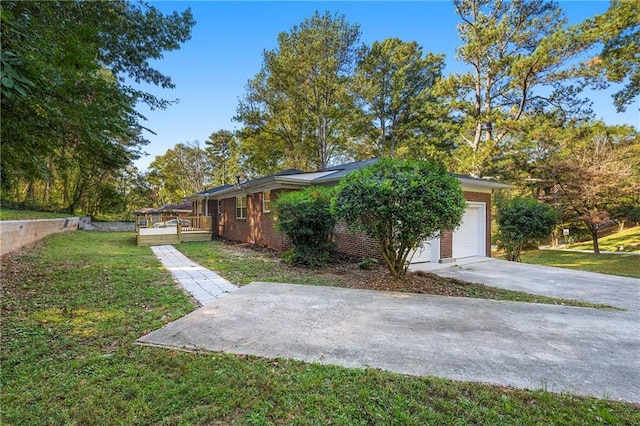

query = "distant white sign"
[{"left": 563, "top": 228, "right": 570, "bottom": 236}]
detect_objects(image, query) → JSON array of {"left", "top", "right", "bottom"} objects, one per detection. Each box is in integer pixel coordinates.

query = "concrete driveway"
[
  {"left": 411, "top": 258, "right": 640, "bottom": 312},
  {"left": 138, "top": 282, "right": 640, "bottom": 403}
]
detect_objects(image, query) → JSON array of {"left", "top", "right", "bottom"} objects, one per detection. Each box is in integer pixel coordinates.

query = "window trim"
[
  {"left": 236, "top": 195, "right": 247, "bottom": 219},
  {"left": 263, "top": 190, "right": 271, "bottom": 213},
  {"left": 217, "top": 199, "right": 223, "bottom": 215}
]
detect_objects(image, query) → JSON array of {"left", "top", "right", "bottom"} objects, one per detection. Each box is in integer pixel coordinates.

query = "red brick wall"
[
  {"left": 334, "top": 222, "right": 383, "bottom": 261},
  {"left": 217, "top": 190, "right": 289, "bottom": 251},
  {"left": 216, "top": 189, "right": 492, "bottom": 262},
  {"left": 440, "top": 230, "right": 453, "bottom": 259},
  {"left": 215, "top": 191, "right": 381, "bottom": 259}
]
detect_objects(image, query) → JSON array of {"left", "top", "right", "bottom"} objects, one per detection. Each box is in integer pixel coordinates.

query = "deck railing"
[{"left": 135, "top": 215, "right": 212, "bottom": 233}]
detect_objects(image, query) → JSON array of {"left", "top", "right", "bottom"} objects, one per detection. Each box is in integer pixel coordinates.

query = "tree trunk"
[
  {"left": 589, "top": 226, "right": 600, "bottom": 255},
  {"left": 24, "top": 182, "right": 35, "bottom": 206}
]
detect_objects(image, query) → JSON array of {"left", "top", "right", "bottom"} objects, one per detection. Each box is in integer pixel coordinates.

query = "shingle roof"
[
  {"left": 189, "top": 157, "right": 510, "bottom": 199},
  {"left": 274, "top": 168, "right": 304, "bottom": 176},
  {"left": 313, "top": 158, "right": 379, "bottom": 183},
  {"left": 197, "top": 184, "right": 234, "bottom": 196}
]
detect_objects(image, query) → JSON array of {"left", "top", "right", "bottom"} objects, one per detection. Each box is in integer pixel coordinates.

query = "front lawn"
[
  {"left": 2, "top": 232, "right": 638, "bottom": 424},
  {"left": 568, "top": 226, "right": 640, "bottom": 253},
  {"left": 521, "top": 249, "right": 640, "bottom": 279}
]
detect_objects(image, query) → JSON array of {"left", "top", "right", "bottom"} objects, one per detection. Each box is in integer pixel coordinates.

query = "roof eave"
[{"left": 456, "top": 176, "right": 512, "bottom": 191}]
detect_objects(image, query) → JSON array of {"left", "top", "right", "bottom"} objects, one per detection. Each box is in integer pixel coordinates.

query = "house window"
[
  {"left": 263, "top": 190, "right": 271, "bottom": 212},
  {"left": 217, "top": 200, "right": 222, "bottom": 215},
  {"left": 236, "top": 196, "right": 247, "bottom": 219}
]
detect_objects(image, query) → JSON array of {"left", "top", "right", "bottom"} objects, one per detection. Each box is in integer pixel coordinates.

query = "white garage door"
[{"left": 453, "top": 203, "right": 485, "bottom": 258}]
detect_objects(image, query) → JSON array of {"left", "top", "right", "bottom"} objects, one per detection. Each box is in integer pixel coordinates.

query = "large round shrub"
[
  {"left": 497, "top": 198, "right": 558, "bottom": 262},
  {"left": 332, "top": 157, "right": 466, "bottom": 277},
  {"left": 273, "top": 186, "right": 336, "bottom": 267}
]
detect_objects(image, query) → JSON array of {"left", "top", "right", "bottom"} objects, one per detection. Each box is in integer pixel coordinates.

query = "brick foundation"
[{"left": 333, "top": 222, "right": 382, "bottom": 261}]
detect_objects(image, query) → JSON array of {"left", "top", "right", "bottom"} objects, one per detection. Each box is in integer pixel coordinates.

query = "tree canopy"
[
  {"left": 538, "top": 122, "right": 640, "bottom": 254},
  {"left": 235, "top": 11, "right": 363, "bottom": 173},
  {"left": 442, "top": 0, "right": 593, "bottom": 178},
  {"left": 3, "top": 1, "right": 637, "bottom": 245},
  {"left": 147, "top": 142, "right": 212, "bottom": 205},
  {"left": 0, "top": 1, "right": 194, "bottom": 215},
  {"left": 205, "top": 130, "right": 244, "bottom": 186},
  {"left": 351, "top": 38, "right": 449, "bottom": 159},
  {"left": 572, "top": 0, "right": 640, "bottom": 112}
]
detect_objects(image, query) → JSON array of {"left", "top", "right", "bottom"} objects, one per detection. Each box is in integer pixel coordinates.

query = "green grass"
[
  {"left": 569, "top": 226, "right": 640, "bottom": 253},
  {"left": 521, "top": 249, "right": 640, "bottom": 279},
  {"left": 177, "top": 241, "right": 341, "bottom": 287},
  {"left": 2, "top": 232, "right": 639, "bottom": 424},
  {"left": 0, "top": 208, "right": 76, "bottom": 220}
]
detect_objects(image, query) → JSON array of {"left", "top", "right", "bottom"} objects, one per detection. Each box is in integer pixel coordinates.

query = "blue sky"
[{"left": 134, "top": 1, "right": 639, "bottom": 171}]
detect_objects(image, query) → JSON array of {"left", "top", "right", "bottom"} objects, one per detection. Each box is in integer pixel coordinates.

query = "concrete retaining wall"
[
  {"left": 0, "top": 218, "right": 80, "bottom": 256},
  {"left": 79, "top": 217, "right": 134, "bottom": 232}
]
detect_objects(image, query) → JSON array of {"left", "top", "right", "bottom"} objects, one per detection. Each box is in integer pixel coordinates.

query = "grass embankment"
[
  {"left": 522, "top": 250, "right": 640, "bottom": 279},
  {"left": 568, "top": 226, "right": 640, "bottom": 253},
  {"left": 2, "top": 232, "right": 639, "bottom": 424},
  {"left": 0, "top": 208, "right": 76, "bottom": 220},
  {"left": 178, "top": 241, "right": 616, "bottom": 310}
]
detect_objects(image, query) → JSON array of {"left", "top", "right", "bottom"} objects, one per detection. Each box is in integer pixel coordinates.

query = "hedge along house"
[{"left": 190, "top": 159, "right": 511, "bottom": 264}]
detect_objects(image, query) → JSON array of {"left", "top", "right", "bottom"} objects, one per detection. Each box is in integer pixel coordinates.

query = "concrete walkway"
[
  {"left": 412, "top": 258, "right": 640, "bottom": 312},
  {"left": 138, "top": 282, "right": 640, "bottom": 403},
  {"left": 151, "top": 245, "right": 237, "bottom": 305}
]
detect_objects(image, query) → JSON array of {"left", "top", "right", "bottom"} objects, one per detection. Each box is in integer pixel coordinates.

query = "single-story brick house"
[{"left": 190, "top": 159, "right": 510, "bottom": 264}]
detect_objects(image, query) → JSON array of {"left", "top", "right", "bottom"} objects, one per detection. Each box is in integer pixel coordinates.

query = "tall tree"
[
  {"left": 572, "top": 0, "right": 640, "bottom": 112},
  {"left": 205, "top": 130, "right": 243, "bottom": 186},
  {"left": 0, "top": 1, "right": 194, "bottom": 211},
  {"left": 235, "top": 11, "right": 363, "bottom": 173},
  {"left": 540, "top": 123, "right": 640, "bottom": 254},
  {"left": 147, "top": 142, "right": 213, "bottom": 204},
  {"left": 443, "top": 0, "right": 591, "bottom": 178},
  {"left": 113, "top": 166, "right": 153, "bottom": 220},
  {"left": 351, "top": 38, "right": 450, "bottom": 159}
]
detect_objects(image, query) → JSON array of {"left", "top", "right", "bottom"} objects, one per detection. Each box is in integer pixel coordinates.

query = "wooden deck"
[{"left": 135, "top": 216, "right": 212, "bottom": 246}]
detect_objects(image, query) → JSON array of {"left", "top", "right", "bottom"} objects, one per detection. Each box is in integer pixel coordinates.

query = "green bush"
[
  {"left": 332, "top": 158, "right": 466, "bottom": 277},
  {"left": 497, "top": 198, "right": 558, "bottom": 262},
  {"left": 273, "top": 186, "right": 336, "bottom": 267},
  {"left": 357, "top": 257, "right": 378, "bottom": 270}
]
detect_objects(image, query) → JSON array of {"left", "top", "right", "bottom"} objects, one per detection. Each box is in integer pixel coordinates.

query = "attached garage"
[
  {"left": 453, "top": 202, "right": 486, "bottom": 259},
  {"left": 410, "top": 200, "right": 488, "bottom": 265}
]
